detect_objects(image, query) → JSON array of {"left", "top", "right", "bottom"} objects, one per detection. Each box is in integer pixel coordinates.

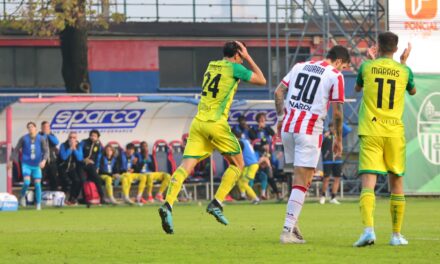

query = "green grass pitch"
[{"left": 0, "top": 198, "right": 439, "bottom": 263}]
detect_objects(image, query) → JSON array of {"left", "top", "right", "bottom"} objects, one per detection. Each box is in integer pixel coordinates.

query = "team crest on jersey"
[{"left": 418, "top": 92, "right": 440, "bottom": 165}]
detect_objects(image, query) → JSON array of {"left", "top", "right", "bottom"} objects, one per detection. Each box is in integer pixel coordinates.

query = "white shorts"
[{"left": 281, "top": 132, "right": 323, "bottom": 168}]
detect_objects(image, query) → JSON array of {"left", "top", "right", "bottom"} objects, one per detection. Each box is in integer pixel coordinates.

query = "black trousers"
[
  {"left": 81, "top": 163, "right": 105, "bottom": 202},
  {"left": 262, "top": 166, "right": 280, "bottom": 194},
  {"left": 43, "top": 161, "right": 59, "bottom": 191},
  {"left": 60, "top": 165, "right": 83, "bottom": 202}
]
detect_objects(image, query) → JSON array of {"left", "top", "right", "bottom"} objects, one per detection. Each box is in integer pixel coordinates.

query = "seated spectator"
[
  {"left": 254, "top": 138, "right": 282, "bottom": 201},
  {"left": 80, "top": 130, "right": 105, "bottom": 205},
  {"left": 233, "top": 130, "right": 260, "bottom": 204},
  {"left": 99, "top": 144, "right": 120, "bottom": 205},
  {"left": 39, "top": 121, "right": 59, "bottom": 191},
  {"left": 232, "top": 115, "right": 256, "bottom": 140},
  {"left": 59, "top": 132, "right": 83, "bottom": 205},
  {"left": 251, "top": 112, "right": 275, "bottom": 146},
  {"left": 120, "top": 143, "right": 147, "bottom": 205},
  {"left": 8, "top": 122, "right": 49, "bottom": 210},
  {"left": 136, "top": 141, "right": 171, "bottom": 203}
]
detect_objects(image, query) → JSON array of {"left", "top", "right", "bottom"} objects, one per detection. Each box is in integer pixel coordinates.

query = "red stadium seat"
[
  {"left": 152, "top": 140, "right": 175, "bottom": 174},
  {"left": 168, "top": 140, "right": 184, "bottom": 173}
]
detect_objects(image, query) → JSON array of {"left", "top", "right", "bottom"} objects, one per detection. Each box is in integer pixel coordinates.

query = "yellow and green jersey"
[
  {"left": 357, "top": 57, "right": 415, "bottom": 137},
  {"left": 195, "top": 60, "right": 252, "bottom": 122}
]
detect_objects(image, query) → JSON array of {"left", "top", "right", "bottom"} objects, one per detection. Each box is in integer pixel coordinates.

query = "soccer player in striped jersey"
[
  {"left": 353, "top": 32, "right": 416, "bottom": 247},
  {"left": 158, "top": 41, "right": 266, "bottom": 234},
  {"left": 274, "top": 45, "right": 350, "bottom": 244}
]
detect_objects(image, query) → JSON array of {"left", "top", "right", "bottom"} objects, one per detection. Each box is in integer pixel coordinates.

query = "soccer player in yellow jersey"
[
  {"left": 158, "top": 41, "right": 266, "bottom": 234},
  {"left": 353, "top": 32, "right": 416, "bottom": 247}
]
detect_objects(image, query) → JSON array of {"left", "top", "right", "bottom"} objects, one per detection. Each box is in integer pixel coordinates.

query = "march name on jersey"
[{"left": 281, "top": 60, "right": 345, "bottom": 135}]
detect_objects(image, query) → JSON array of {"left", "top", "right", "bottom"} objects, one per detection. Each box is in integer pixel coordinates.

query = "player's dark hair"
[
  {"left": 140, "top": 141, "right": 148, "bottom": 147},
  {"left": 255, "top": 112, "right": 266, "bottom": 122},
  {"left": 233, "top": 129, "right": 242, "bottom": 138},
  {"left": 378, "top": 31, "right": 398, "bottom": 53},
  {"left": 89, "top": 129, "right": 100, "bottom": 138},
  {"left": 26, "top": 121, "right": 36, "bottom": 128},
  {"left": 223, "top": 41, "right": 246, "bottom": 58},
  {"left": 126, "top": 143, "right": 135, "bottom": 150},
  {"left": 326, "top": 45, "right": 350, "bottom": 63},
  {"left": 41, "top": 121, "right": 49, "bottom": 126}
]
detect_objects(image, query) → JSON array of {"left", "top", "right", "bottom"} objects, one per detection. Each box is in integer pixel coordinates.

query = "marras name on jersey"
[
  {"left": 289, "top": 101, "right": 311, "bottom": 111},
  {"left": 371, "top": 67, "right": 400, "bottom": 77}
]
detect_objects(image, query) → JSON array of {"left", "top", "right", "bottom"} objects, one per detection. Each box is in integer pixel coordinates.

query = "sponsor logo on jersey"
[
  {"left": 418, "top": 92, "right": 440, "bottom": 165},
  {"left": 50, "top": 109, "right": 145, "bottom": 130}
]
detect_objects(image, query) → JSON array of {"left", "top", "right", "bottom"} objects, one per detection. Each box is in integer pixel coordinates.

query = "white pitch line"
[{"left": 410, "top": 237, "right": 440, "bottom": 241}]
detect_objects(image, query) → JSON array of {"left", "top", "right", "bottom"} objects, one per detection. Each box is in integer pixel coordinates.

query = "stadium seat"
[
  {"left": 211, "top": 150, "right": 227, "bottom": 181},
  {"left": 106, "top": 141, "right": 123, "bottom": 157},
  {"left": 168, "top": 140, "right": 184, "bottom": 173},
  {"left": 131, "top": 140, "right": 142, "bottom": 154},
  {"left": 152, "top": 140, "right": 175, "bottom": 173},
  {"left": 181, "top": 133, "right": 189, "bottom": 147}
]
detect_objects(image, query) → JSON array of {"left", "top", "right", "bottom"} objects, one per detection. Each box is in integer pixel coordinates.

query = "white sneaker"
[
  {"left": 353, "top": 230, "right": 376, "bottom": 247},
  {"left": 20, "top": 197, "right": 27, "bottom": 207},
  {"left": 280, "top": 230, "right": 306, "bottom": 244},
  {"left": 36, "top": 203, "right": 41, "bottom": 211},
  {"left": 252, "top": 199, "right": 260, "bottom": 205},
  {"left": 329, "top": 198, "right": 341, "bottom": 205},
  {"left": 109, "top": 197, "right": 120, "bottom": 205},
  {"left": 136, "top": 196, "right": 143, "bottom": 207},
  {"left": 390, "top": 234, "right": 408, "bottom": 246},
  {"left": 319, "top": 196, "right": 326, "bottom": 204},
  {"left": 123, "top": 196, "right": 134, "bottom": 205}
]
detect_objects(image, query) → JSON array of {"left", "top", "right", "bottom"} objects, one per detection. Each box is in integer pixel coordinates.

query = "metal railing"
[{"left": 0, "top": 0, "right": 286, "bottom": 23}]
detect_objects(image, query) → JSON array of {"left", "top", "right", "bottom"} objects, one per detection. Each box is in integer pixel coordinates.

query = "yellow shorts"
[
  {"left": 148, "top": 172, "right": 169, "bottom": 182},
  {"left": 183, "top": 118, "right": 241, "bottom": 160},
  {"left": 358, "top": 135, "right": 406, "bottom": 176}
]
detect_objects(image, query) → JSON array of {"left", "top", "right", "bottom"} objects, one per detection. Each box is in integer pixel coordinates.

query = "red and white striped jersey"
[{"left": 281, "top": 60, "right": 345, "bottom": 135}]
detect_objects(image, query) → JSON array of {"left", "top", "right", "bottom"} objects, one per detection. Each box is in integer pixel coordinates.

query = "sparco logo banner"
[
  {"left": 418, "top": 92, "right": 440, "bottom": 165},
  {"left": 50, "top": 109, "right": 145, "bottom": 130}
]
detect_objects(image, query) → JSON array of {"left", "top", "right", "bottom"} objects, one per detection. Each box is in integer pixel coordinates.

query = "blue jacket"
[
  {"left": 59, "top": 141, "right": 83, "bottom": 162},
  {"left": 99, "top": 155, "right": 119, "bottom": 175},
  {"left": 135, "top": 152, "right": 155, "bottom": 173},
  {"left": 80, "top": 139, "right": 102, "bottom": 168},
  {"left": 12, "top": 134, "right": 49, "bottom": 167},
  {"left": 119, "top": 153, "right": 137, "bottom": 173}
]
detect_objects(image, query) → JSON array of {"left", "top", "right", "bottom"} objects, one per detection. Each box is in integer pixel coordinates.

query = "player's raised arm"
[
  {"left": 236, "top": 41, "right": 266, "bottom": 86},
  {"left": 274, "top": 82, "right": 288, "bottom": 136},
  {"left": 331, "top": 102, "right": 343, "bottom": 157},
  {"left": 400, "top": 42, "right": 417, "bottom": 96}
]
